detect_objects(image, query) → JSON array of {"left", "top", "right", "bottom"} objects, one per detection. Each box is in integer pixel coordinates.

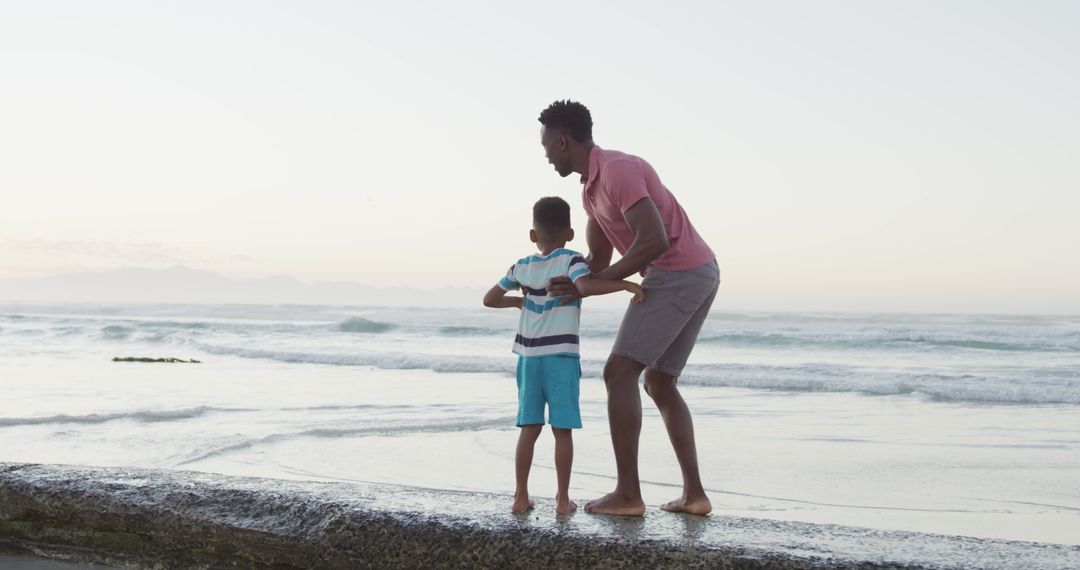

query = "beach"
[{"left": 1, "top": 303, "right": 1079, "bottom": 567}]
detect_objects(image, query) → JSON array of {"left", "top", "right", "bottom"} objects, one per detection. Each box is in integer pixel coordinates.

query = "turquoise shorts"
[{"left": 515, "top": 355, "right": 582, "bottom": 429}]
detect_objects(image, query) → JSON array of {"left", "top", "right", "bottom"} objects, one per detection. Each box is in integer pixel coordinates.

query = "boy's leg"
[
  {"left": 514, "top": 424, "right": 543, "bottom": 513},
  {"left": 643, "top": 368, "right": 711, "bottom": 515},
  {"left": 514, "top": 356, "right": 547, "bottom": 513},
  {"left": 544, "top": 356, "right": 582, "bottom": 515},
  {"left": 552, "top": 428, "right": 576, "bottom": 514}
]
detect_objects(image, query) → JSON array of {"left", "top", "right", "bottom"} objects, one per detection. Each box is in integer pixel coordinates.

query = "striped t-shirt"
[{"left": 497, "top": 248, "right": 590, "bottom": 357}]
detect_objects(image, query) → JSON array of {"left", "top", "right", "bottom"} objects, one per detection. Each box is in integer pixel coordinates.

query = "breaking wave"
[
  {"left": 177, "top": 416, "right": 515, "bottom": 465},
  {"left": 0, "top": 406, "right": 245, "bottom": 427},
  {"left": 337, "top": 317, "right": 394, "bottom": 333}
]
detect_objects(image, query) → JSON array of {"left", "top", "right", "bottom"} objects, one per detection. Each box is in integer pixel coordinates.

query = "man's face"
[{"left": 540, "top": 125, "right": 572, "bottom": 178}]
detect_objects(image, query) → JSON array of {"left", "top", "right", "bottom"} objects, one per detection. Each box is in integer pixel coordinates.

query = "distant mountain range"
[{"left": 0, "top": 266, "right": 477, "bottom": 307}]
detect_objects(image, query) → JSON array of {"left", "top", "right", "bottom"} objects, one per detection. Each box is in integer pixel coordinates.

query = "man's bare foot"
[
  {"left": 511, "top": 497, "right": 536, "bottom": 513},
  {"left": 584, "top": 491, "right": 646, "bottom": 516},
  {"left": 660, "top": 494, "right": 712, "bottom": 515},
  {"left": 555, "top": 496, "right": 577, "bottom": 515}
]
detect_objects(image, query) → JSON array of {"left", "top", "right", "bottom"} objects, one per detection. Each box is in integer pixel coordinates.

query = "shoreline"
[{"left": 2, "top": 463, "right": 1077, "bottom": 569}]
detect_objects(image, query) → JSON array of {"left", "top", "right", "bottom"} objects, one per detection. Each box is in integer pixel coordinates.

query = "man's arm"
[
  {"left": 547, "top": 200, "right": 667, "bottom": 300},
  {"left": 574, "top": 276, "right": 645, "bottom": 303},
  {"left": 483, "top": 285, "right": 523, "bottom": 309},
  {"left": 585, "top": 217, "right": 614, "bottom": 273},
  {"left": 592, "top": 197, "right": 668, "bottom": 281}
]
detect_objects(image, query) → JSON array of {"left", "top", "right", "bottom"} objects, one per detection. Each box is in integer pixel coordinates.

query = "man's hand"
[
  {"left": 547, "top": 275, "right": 582, "bottom": 305},
  {"left": 626, "top": 282, "right": 645, "bottom": 303}
]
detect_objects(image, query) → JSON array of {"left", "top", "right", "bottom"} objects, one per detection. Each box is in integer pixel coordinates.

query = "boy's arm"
[
  {"left": 574, "top": 276, "right": 645, "bottom": 303},
  {"left": 483, "top": 284, "right": 524, "bottom": 309}
]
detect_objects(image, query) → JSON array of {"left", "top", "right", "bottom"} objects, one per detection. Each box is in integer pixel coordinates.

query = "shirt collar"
[{"left": 580, "top": 146, "right": 602, "bottom": 190}]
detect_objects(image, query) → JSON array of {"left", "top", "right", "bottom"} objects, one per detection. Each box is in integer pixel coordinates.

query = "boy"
[{"left": 483, "top": 196, "right": 644, "bottom": 514}]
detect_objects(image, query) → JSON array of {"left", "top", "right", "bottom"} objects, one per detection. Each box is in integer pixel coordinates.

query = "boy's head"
[{"left": 531, "top": 196, "right": 574, "bottom": 248}]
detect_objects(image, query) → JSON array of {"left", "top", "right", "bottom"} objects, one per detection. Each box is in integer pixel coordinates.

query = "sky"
[{"left": 1, "top": 1, "right": 1078, "bottom": 313}]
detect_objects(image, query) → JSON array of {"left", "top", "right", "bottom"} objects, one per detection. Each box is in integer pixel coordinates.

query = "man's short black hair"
[
  {"left": 533, "top": 196, "right": 571, "bottom": 231},
  {"left": 538, "top": 100, "right": 593, "bottom": 143}
]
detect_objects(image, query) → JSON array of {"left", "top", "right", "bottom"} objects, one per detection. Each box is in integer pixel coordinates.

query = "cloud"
[
  {"left": 0, "top": 237, "right": 187, "bottom": 265},
  {"left": 0, "top": 266, "right": 475, "bottom": 306},
  {"left": 0, "top": 237, "right": 263, "bottom": 273}
]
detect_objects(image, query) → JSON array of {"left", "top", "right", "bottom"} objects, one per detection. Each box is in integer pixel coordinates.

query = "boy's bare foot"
[
  {"left": 584, "top": 491, "right": 646, "bottom": 516},
  {"left": 660, "top": 494, "right": 712, "bottom": 515},
  {"left": 511, "top": 495, "right": 536, "bottom": 513},
  {"left": 511, "top": 497, "right": 536, "bottom": 513},
  {"left": 555, "top": 495, "right": 577, "bottom": 515}
]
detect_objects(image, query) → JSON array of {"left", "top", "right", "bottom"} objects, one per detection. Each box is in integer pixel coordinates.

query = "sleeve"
[
  {"left": 497, "top": 264, "right": 519, "bottom": 290},
  {"left": 567, "top": 254, "right": 590, "bottom": 283},
  {"left": 603, "top": 159, "right": 650, "bottom": 214}
]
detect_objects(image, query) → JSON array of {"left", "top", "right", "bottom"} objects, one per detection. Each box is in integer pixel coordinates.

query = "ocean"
[{"left": 1, "top": 302, "right": 1078, "bottom": 549}]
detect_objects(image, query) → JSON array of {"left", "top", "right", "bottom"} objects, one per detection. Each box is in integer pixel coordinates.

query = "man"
[{"left": 540, "top": 100, "right": 719, "bottom": 516}]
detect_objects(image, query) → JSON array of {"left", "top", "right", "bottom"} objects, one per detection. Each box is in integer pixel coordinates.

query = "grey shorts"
[{"left": 611, "top": 259, "right": 720, "bottom": 377}]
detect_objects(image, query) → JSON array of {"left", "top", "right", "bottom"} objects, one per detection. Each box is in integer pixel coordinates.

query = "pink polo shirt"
[{"left": 581, "top": 146, "right": 714, "bottom": 271}]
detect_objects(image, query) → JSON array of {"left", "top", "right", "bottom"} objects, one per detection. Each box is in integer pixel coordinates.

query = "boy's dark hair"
[
  {"left": 538, "top": 100, "right": 593, "bottom": 143},
  {"left": 533, "top": 196, "right": 571, "bottom": 232}
]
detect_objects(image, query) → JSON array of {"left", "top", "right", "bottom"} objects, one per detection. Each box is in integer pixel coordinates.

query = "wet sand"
[
  {"left": 0, "top": 554, "right": 105, "bottom": 569},
  {"left": 2, "top": 463, "right": 1077, "bottom": 569}
]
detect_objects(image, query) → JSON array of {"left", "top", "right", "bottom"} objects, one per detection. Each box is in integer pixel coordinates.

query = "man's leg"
[
  {"left": 513, "top": 424, "right": 542, "bottom": 513},
  {"left": 584, "top": 354, "right": 647, "bottom": 516},
  {"left": 644, "top": 369, "right": 712, "bottom": 515}
]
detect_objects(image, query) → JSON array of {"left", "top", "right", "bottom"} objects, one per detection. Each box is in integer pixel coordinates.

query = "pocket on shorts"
[
  {"left": 672, "top": 293, "right": 703, "bottom": 315},
  {"left": 641, "top": 266, "right": 668, "bottom": 290},
  {"left": 672, "top": 266, "right": 718, "bottom": 315}
]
